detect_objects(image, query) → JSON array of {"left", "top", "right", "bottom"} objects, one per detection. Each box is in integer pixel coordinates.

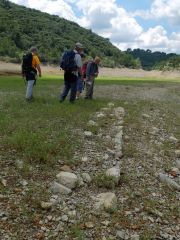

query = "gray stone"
[
  {"left": 115, "top": 150, "right": 123, "bottom": 159},
  {"left": 50, "top": 182, "right": 72, "bottom": 194},
  {"left": 175, "top": 150, "right": 180, "bottom": 158},
  {"left": 169, "top": 136, "right": 178, "bottom": 143},
  {"left": 107, "top": 102, "right": 115, "bottom": 108},
  {"left": 114, "top": 107, "right": 125, "bottom": 117},
  {"left": 82, "top": 173, "right": 92, "bottom": 183},
  {"left": 56, "top": 172, "right": 78, "bottom": 189},
  {"left": 176, "top": 160, "right": 180, "bottom": 169},
  {"left": 40, "top": 201, "right": 53, "bottom": 210},
  {"left": 115, "top": 131, "right": 123, "bottom": 145},
  {"left": 95, "top": 192, "right": 117, "bottom": 212},
  {"left": 106, "top": 167, "right": 120, "bottom": 183},
  {"left": 96, "top": 113, "right": 105, "bottom": 118},
  {"left": 116, "top": 230, "right": 126, "bottom": 239},
  {"left": 84, "top": 131, "right": 93, "bottom": 137},
  {"left": 159, "top": 173, "right": 180, "bottom": 191},
  {"left": 131, "top": 234, "right": 140, "bottom": 240},
  {"left": 61, "top": 215, "right": 68, "bottom": 222},
  {"left": 142, "top": 114, "right": 150, "bottom": 118},
  {"left": 88, "top": 120, "right": 97, "bottom": 126}
]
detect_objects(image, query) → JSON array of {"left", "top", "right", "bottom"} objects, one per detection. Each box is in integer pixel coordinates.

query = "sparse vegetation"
[{"left": 0, "top": 75, "right": 179, "bottom": 239}]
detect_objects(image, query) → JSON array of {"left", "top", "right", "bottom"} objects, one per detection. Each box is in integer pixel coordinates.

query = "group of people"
[{"left": 23, "top": 43, "right": 101, "bottom": 103}]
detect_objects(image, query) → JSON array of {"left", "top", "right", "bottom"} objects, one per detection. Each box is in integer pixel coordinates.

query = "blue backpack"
[{"left": 60, "top": 50, "right": 77, "bottom": 72}]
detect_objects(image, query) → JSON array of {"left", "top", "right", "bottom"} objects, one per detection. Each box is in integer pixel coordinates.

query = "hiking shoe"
[{"left": 26, "top": 97, "right": 34, "bottom": 102}]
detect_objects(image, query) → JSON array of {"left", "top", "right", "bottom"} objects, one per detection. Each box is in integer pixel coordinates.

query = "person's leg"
[
  {"left": 85, "top": 81, "right": 93, "bottom": 99},
  {"left": 60, "top": 81, "right": 70, "bottom": 102},
  {"left": 60, "top": 72, "right": 70, "bottom": 102},
  {"left": 70, "top": 76, "right": 78, "bottom": 102},
  {"left": 26, "top": 80, "right": 35, "bottom": 100},
  {"left": 89, "top": 79, "right": 94, "bottom": 99},
  {"left": 76, "top": 77, "right": 81, "bottom": 99}
]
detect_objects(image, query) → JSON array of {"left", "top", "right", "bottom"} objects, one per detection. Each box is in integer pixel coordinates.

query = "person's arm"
[
  {"left": 36, "top": 64, "right": 42, "bottom": 77},
  {"left": 75, "top": 54, "right": 83, "bottom": 79},
  {"left": 86, "top": 62, "right": 92, "bottom": 79},
  {"left": 94, "top": 64, "right": 99, "bottom": 77},
  {"left": 33, "top": 55, "right": 42, "bottom": 77}
]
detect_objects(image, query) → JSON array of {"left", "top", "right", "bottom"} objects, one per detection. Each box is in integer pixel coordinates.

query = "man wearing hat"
[
  {"left": 60, "top": 42, "right": 83, "bottom": 103},
  {"left": 23, "top": 46, "right": 42, "bottom": 101}
]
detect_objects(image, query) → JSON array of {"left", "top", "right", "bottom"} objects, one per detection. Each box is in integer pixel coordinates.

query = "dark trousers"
[
  {"left": 85, "top": 78, "right": 95, "bottom": 99},
  {"left": 60, "top": 72, "right": 77, "bottom": 102}
]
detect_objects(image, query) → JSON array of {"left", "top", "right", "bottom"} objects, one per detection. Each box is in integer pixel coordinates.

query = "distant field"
[
  {"left": 1, "top": 60, "right": 180, "bottom": 80},
  {"left": 0, "top": 75, "right": 179, "bottom": 239}
]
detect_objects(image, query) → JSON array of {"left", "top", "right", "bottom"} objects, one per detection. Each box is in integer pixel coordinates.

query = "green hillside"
[{"left": 0, "top": 0, "right": 138, "bottom": 68}]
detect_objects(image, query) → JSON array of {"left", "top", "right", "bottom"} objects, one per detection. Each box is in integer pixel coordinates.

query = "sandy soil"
[{"left": 0, "top": 61, "right": 180, "bottom": 78}]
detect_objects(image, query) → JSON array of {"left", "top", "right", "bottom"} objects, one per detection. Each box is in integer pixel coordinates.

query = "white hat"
[{"left": 75, "top": 42, "right": 83, "bottom": 49}]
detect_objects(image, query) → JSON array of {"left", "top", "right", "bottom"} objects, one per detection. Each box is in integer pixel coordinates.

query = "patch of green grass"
[
  {"left": 93, "top": 171, "right": 117, "bottom": 189},
  {"left": 69, "top": 224, "right": 85, "bottom": 240}
]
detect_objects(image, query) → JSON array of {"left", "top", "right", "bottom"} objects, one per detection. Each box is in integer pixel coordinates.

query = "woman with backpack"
[{"left": 22, "top": 47, "right": 42, "bottom": 102}]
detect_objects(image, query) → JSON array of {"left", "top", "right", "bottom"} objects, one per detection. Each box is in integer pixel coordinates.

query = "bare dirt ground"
[{"left": 0, "top": 61, "right": 180, "bottom": 78}]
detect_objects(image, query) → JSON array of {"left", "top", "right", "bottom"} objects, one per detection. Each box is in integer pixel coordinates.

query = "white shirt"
[{"left": 73, "top": 50, "right": 82, "bottom": 76}]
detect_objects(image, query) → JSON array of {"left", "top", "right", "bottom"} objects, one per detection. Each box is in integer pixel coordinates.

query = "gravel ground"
[{"left": 0, "top": 82, "right": 180, "bottom": 239}]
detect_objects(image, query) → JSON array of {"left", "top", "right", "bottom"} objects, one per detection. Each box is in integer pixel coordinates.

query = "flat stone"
[
  {"left": 41, "top": 201, "right": 53, "bottom": 210},
  {"left": 60, "top": 165, "right": 73, "bottom": 173}
]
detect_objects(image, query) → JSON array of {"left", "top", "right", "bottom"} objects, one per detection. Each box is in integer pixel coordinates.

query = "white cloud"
[
  {"left": 76, "top": 0, "right": 143, "bottom": 43},
  {"left": 134, "top": 0, "right": 180, "bottom": 25},
  {"left": 10, "top": 0, "right": 77, "bottom": 21}
]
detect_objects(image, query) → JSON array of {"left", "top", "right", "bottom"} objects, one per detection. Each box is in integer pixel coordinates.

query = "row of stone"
[{"left": 41, "top": 102, "right": 125, "bottom": 212}]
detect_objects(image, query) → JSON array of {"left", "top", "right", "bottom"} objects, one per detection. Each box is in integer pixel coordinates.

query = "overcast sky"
[{"left": 10, "top": 0, "right": 180, "bottom": 54}]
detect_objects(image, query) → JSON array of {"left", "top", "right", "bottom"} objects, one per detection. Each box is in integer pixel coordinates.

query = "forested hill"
[
  {"left": 0, "top": 0, "right": 138, "bottom": 67},
  {"left": 125, "top": 48, "right": 177, "bottom": 70}
]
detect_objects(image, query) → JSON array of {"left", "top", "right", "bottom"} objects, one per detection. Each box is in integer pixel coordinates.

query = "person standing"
[
  {"left": 60, "top": 43, "right": 83, "bottom": 103},
  {"left": 85, "top": 56, "right": 100, "bottom": 100},
  {"left": 22, "top": 47, "right": 42, "bottom": 101},
  {"left": 76, "top": 54, "right": 86, "bottom": 100}
]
